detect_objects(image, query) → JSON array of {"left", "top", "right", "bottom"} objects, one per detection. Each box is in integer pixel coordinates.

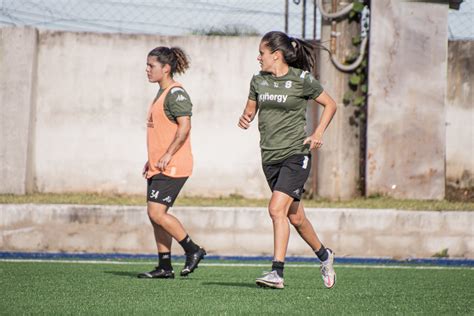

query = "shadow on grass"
[
  {"left": 104, "top": 271, "right": 201, "bottom": 281},
  {"left": 202, "top": 281, "right": 258, "bottom": 289},
  {"left": 104, "top": 271, "right": 139, "bottom": 278}
]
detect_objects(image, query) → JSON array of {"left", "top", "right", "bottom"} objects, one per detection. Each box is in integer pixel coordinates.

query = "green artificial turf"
[{"left": 1, "top": 261, "right": 472, "bottom": 314}]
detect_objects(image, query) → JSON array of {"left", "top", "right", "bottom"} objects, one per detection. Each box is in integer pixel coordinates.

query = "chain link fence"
[
  {"left": 1, "top": 0, "right": 471, "bottom": 39},
  {"left": 0, "top": 0, "right": 321, "bottom": 39}
]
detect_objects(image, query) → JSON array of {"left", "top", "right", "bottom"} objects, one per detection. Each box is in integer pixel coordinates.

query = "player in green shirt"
[
  {"left": 238, "top": 31, "right": 337, "bottom": 289},
  {"left": 154, "top": 86, "right": 193, "bottom": 122}
]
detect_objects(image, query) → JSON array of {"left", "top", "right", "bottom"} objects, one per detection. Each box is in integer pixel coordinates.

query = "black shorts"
[
  {"left": 147, "top": 173, "right": 188, "bottom": 207},
  {"left": 262, "top": 154, "right": 311, "bottom": 201}
]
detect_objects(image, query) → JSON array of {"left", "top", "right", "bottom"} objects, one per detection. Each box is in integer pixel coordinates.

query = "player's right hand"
[
  {"left": 238, "top": 113, "right": 253, "bottom": 129},
  {"left": 142, "top": 161, "right": 149, "bottom": 178}
]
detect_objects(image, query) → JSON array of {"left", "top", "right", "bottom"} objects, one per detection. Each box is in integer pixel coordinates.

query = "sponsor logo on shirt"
[
  {"left": 260, "top": 80, "right": 269, "bottom": 86},
  {"left": 258, "top": 92, "right": 288, "bottom": 103}
]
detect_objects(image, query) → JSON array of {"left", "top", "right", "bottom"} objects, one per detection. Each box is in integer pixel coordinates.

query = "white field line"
[{"left": 0, "top": 259, "right": 472, "bottom": 270}]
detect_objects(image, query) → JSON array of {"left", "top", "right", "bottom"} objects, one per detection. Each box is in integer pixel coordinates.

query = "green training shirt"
[
  {"left": 248, "top": 67, "right": 324, "bottom": 164},
  {"left": 155, "top": 86, "right": 193, "bottom": 122}
]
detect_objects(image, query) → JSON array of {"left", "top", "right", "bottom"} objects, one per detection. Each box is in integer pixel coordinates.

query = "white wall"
[
  {"left": 2, "top": 205, "right": 473, "bottom": 258},
  {"left": 31, "top": 30, "right": 267, "bottom": 197},
  {"left": 0, "top": 27, "right": 37, "bottom": 194},
  {"left": 366, "top": 1, "right": 448, "bottom": 199},
  {"left": 1, "top": 26, "right": 471, "bottom": 199}
]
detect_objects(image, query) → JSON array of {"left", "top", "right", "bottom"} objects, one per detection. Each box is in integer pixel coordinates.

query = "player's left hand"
[
  {"left": 303, "top": 132, "right": 323, "bottom": 150},
  {"left": 156, "top": 153, "right": 172, "bottom": 171}
]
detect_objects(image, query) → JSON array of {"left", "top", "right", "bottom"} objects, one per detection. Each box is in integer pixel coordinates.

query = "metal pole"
[
  {"left": 313, "top": 0, "right": 317, "bottom": 39},
  {"left": 302, "top": 0, "right": 307, "bottom": 38},
  {"left": 285, "top": 0, "right": 289, "bottom": 33}
]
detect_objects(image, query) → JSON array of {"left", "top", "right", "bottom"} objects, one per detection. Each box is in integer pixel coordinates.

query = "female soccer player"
[
  {"left": 238, "top": 31, "right": 337, "bottom": 289},
  {"left": 138, "top": 46, "right": 205, "bottom": 279}
]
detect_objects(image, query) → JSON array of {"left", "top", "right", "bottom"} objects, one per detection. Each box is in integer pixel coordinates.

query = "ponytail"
[
  {"left": 170, "top": 47, "right": 190, "bottom": 75},
  {"left": 261, "top": 31, "right": 321, "bottom": 72},
  {"left": 148, "top": 46, "right": 190, "bottom": 76},
  {"left": 289, "top": 37, "right": 316, "bottom": 72}
]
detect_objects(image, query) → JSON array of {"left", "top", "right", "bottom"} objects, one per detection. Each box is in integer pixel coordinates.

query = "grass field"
[
  {"left": 1, "top": 193, "right": 473, "bottom": 211},
  {"left": 1, "top": 260, "right": 473, "bottom": 314}
]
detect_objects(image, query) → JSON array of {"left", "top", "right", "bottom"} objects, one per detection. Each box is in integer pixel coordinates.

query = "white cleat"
[
  {"left": 321, "top": 248, "right": 336, "bottom": 289},
  {"left": 256, "top": 270, "right": 284, "bottom": 289}
]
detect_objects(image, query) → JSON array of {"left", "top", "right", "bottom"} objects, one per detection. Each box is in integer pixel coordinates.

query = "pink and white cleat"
[{"left": 320, "top": 248, "right": 336, "bottom": 289}]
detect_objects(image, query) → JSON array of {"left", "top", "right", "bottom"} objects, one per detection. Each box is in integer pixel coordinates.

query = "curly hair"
[{"left": 148, "top": 46, "right": 190, "bottom": 76}]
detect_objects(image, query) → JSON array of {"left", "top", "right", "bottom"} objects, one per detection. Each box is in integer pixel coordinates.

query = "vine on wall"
[
  {"left": 345, "top": 0, "right": 370, "bottom": 195},
  {"left": 343, "top": 1, "right": 369, "bottom": 133}
]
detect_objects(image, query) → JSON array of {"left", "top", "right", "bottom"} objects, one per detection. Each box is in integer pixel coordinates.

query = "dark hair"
[
  {"left": 148, "top": 46, "right": 190, "bottom": 76},
  {"left": 261, "top": 31, "right": 317, "bottom": 72}
]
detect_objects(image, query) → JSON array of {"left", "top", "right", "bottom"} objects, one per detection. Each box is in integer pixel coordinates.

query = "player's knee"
[
  {"left": 268, "top": 205, "right": 286, "bottom": 221},
  {"left": 288, "top": 214, "right": 304, "bottom": 227},
  {"left": 147, "top": 208, "right": 164, "bottom": 224}
]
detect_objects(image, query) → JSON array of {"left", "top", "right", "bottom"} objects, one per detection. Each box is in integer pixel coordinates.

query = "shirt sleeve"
[
  {"left": 302, "top": 72, "right": 324, "bottom": 100},
  {"left": 165, "top": 87, "right": 193, "bottom": 121},
  {"left": 248, "top": 75, "right": 258, "bottom": 101}
]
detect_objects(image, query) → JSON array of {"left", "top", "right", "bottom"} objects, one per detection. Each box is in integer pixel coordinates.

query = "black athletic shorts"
[
  {"left": 147, "top": 173, "right": 188, "bottom": 207},
  {"left": 262, "top": 154, "right": 311, "bottom": 201}
]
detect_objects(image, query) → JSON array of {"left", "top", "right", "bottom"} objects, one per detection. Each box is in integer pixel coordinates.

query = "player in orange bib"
[{"left": 138, "top": 46, "right": 206, "bottom": 279}]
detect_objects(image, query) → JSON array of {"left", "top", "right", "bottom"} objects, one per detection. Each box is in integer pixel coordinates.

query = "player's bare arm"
[
  {"left": 303, "top": 91, "right": 337, "bottom": 150},
  {"left": 238, "top": 99, "right": 258, "bottom": 129}
]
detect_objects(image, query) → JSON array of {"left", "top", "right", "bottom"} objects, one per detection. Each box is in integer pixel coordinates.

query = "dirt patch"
[{"left": 446, "top": 185, "right": 474, "bottom": 202}]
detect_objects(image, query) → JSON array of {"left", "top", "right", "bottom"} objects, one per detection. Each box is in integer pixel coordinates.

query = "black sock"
[
  {"left": 272, "top": 261, "right": 285, "bottom": 278},
  {"left": 315, "top": 245, "right": 329, "bottom": 262},
  {"left": 158, "top": 252, "right": 172, "bottom": 270},
  {"left": 179, "top": 235, "right": 199, "bottom": 254}
]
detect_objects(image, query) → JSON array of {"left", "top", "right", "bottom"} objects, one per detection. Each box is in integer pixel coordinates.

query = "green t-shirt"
[
  {"left": 155, "top": 86, "right": 193, "bottom": 122},
  {"left": 248, "top": 67, "right": 324, "bottom": 164}
]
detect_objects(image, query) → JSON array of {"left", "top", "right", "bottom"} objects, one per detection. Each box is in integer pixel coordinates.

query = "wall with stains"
[
  {"left": 2, "top": 204, "right": 473, "bottom": 258},
  {"left": 1, "top": 23, "right": 470, "bottom": 199},
  {"left": 366, "top": 1, "right": 449, "bottom": 199},
  {"left": 0, "top": 27, "right": 38, "bottom": 194},
  {"left": 1, "top": 28, "right": 266, "bottom": 198},
  {"left": 446, "top": 40, "right": 474, "bottom": 189}
]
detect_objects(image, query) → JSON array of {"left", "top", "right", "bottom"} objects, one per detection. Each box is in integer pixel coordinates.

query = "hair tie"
[{"left": 290, "top": 37, "right": 297, "bottom": 48}]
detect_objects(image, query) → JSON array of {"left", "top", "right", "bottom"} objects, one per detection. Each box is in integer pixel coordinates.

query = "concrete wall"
[
  {"left": 316, "top": 3, "right": 361, "bottom": 200},
  {"left": 1, "top": 28, "right": 267, "bottom": 198},
  {"left": 446, "top": 40, "right": 474, "bottom": 189},
  {"left": 366, "top": 1, "right": 448, "bottom": 199},
  {"left": 1, "top": 25, "right": 471, "bottom": 199},
  {"left": 1, "top": 204, "right": 472, "bottom": 258},
  {"left": 0, "top": 27, "right": 38, "bottom": 194}
]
